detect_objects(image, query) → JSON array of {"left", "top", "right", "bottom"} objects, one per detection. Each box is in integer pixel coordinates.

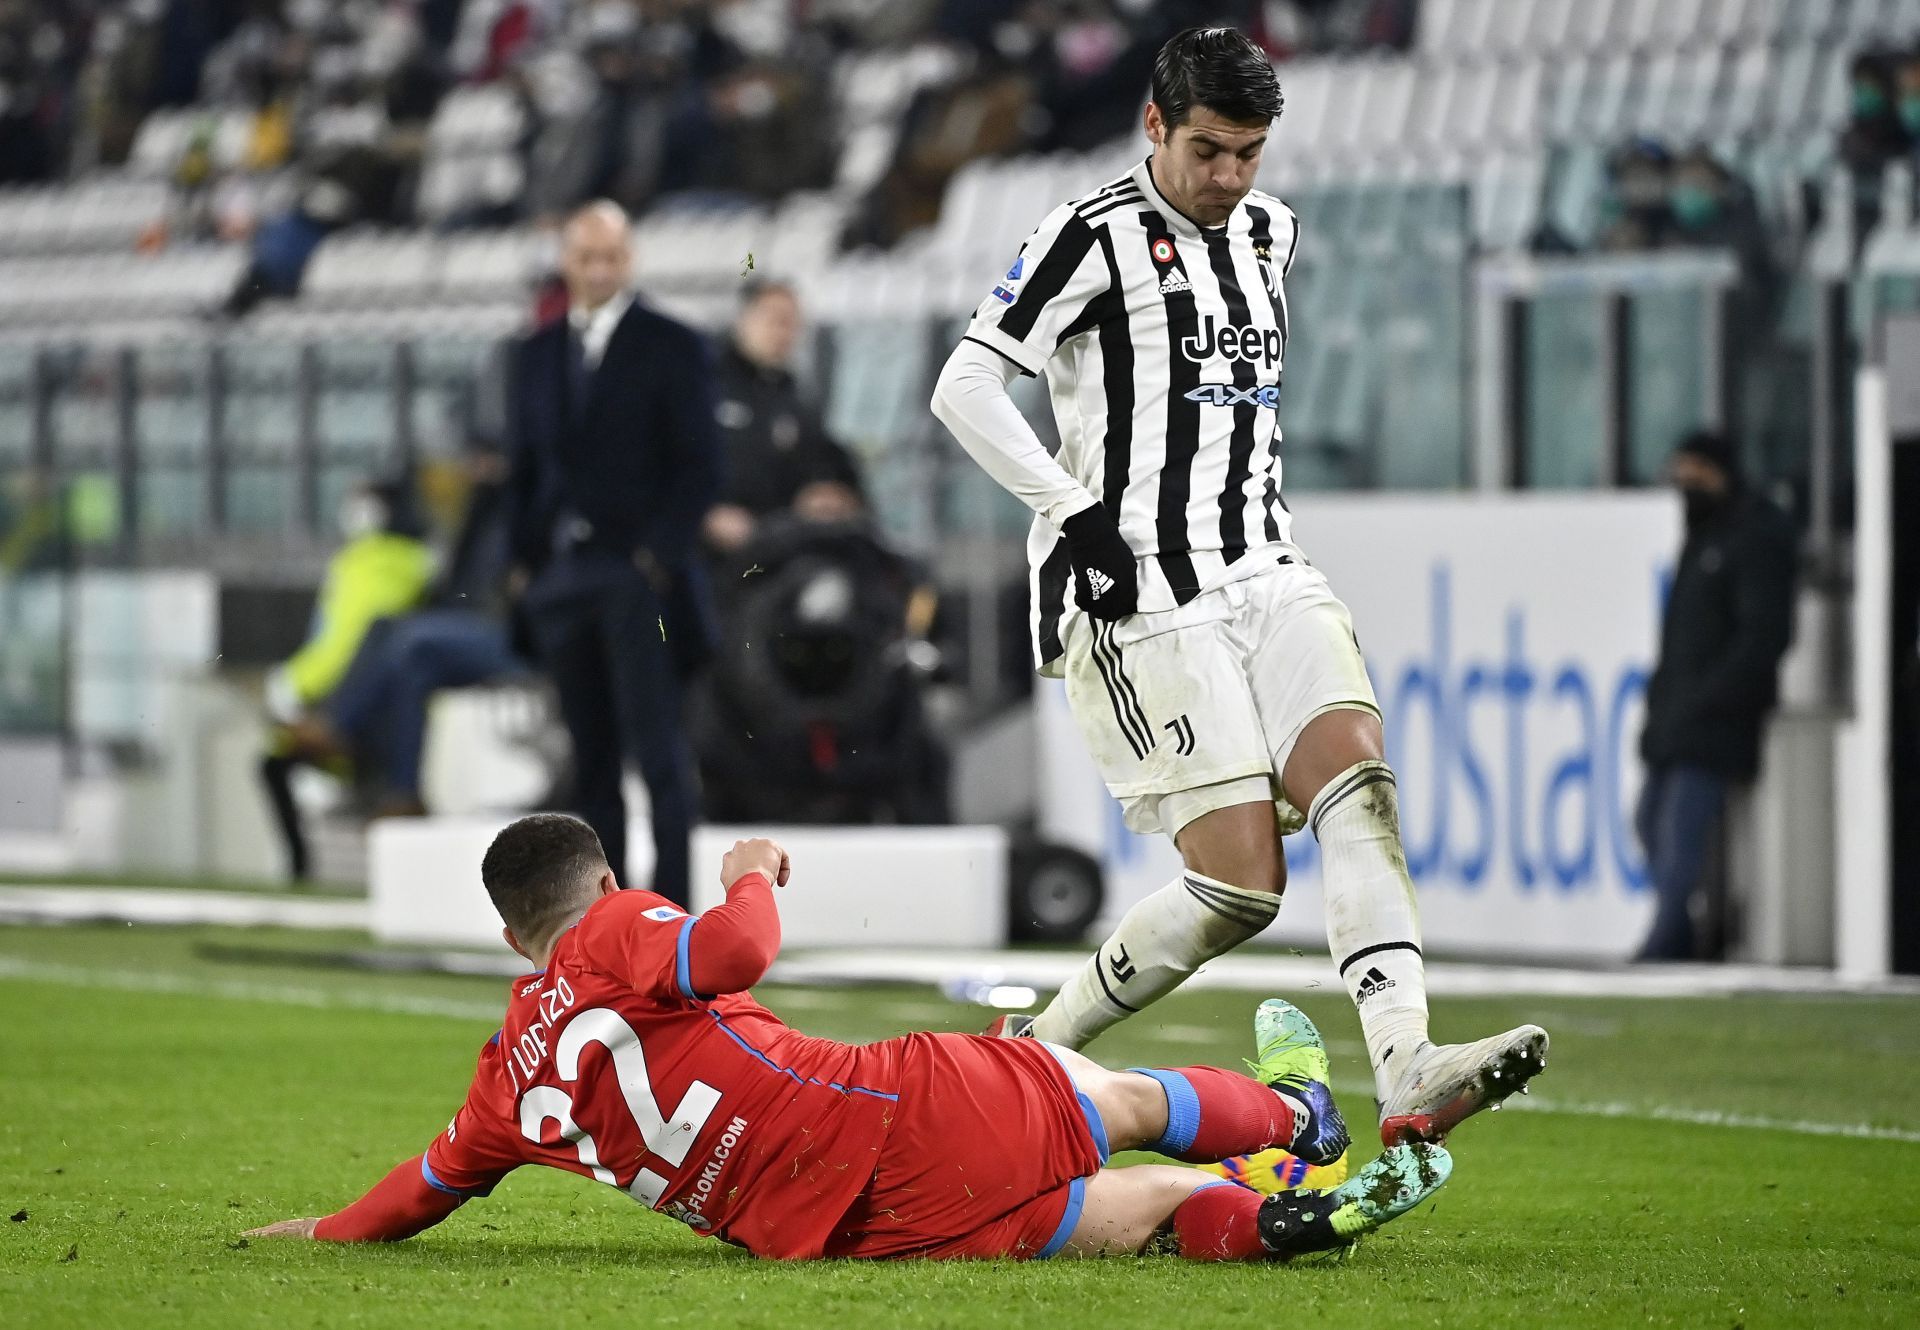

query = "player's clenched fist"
[
  {"left": 1061, "top": 506, "right": 1138, "bottom": 620},
  {"left": 721, "top": 838, "right": 791, "bottom": 889}
]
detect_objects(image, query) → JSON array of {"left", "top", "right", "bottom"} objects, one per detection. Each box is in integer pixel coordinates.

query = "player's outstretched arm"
[
  {"left": 683, "top": 838, "right": 788, "bottom": 997},
  {"left": 245, "top": 1154, "right": 464, "bottom": 1243}
]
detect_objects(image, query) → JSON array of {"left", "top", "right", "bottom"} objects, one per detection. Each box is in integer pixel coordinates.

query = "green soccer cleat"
[
  {"left": 1256, "top": 1143, "right": 1453, "bottom": 1260},
  {"left": 1247, "top": 997, "right": 1351, "bottom": 1166}
]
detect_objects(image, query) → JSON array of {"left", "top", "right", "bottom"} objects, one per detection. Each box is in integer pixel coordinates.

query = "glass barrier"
[{"left": 1523, "top": 289, "right": 1609, "bottom": 488}]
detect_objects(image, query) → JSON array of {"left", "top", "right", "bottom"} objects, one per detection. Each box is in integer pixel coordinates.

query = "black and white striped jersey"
[{"left": 962, "top": 157, "right": 1301, "bottom": 673}]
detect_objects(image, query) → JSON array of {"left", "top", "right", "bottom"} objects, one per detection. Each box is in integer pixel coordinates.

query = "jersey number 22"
[{"left": 516, "top": 1007, "right": 723, "bottom": 1206}]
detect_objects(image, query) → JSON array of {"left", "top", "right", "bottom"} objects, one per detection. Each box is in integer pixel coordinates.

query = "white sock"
[
  {"left": 1310, "top": 760, "right": 1431, "bottom": 1103},
  {"left": 1030, "top": 871, "right": 1279, "bottom": 1050}
]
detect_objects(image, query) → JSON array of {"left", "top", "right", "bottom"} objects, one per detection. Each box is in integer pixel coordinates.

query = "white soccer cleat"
[{"left": 1377, "top": 1024, "right": 1549, "bottom": 1147}]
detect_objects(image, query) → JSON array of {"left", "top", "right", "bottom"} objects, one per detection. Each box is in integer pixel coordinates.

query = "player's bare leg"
[
  {"left": 1282, "top": 706, "right": 1548, "bottom": 1144},
  {"left": 1023, "top": 799, "right": 1284, "bottom": 1048},
  {"left": 1061, "top": 1152, "right": 1452, "bottom": 1260}
]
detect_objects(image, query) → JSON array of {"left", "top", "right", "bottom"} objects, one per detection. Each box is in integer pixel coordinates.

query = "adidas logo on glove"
[{"left": 1086, "top": 569, "right": 1116, "bottom": 599}]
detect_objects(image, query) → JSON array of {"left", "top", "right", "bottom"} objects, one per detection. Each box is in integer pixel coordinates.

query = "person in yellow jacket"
[{"left": 260, "top": 481, "right": 434, "bottom": 881}]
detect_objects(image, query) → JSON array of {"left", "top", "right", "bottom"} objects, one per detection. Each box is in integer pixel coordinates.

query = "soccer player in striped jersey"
[{"left": 931, "top": 26, "right": 1548, "bottom": 1146}]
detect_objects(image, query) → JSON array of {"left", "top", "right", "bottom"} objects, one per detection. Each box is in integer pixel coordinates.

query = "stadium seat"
[
  {"left": 438, "top": 228, "right": 551, "bottom": 302},
  {"left": 1582, "top": 51, "right": 1642, "bottom": 143},
  {"left": 1358, "top": 60, "right": 1419, "bottom": 153},
  {"left": 1415, "top": 0, "right": 1460, "bottom": 57},
  {"left": 1632, "top": 50, "right": 1681, "bottom": 138},
  {"left": 1566, "top": 0, "right": 1621, "bottom": 53},
  {"left": 1490, "top": 58, "right": 1547, "bottom": 149},
  {"left": 303, "top": 232, "right": 442, "bottom": 308},
  {"left": 1767, "top": 41, "right": 1824, "bottom": 137},
  {"left": 1281, "top": 60, "right": 1335, "bottom": 152},
  {"left": 1668, "top": 47, "right": 1725, "bottom": 141},
  {"left": 1815, "top": 43, "right": 1857, "bottom": 133},
  {"left": 1522, "top": 0, "right": 1580, "bottom": 55}
]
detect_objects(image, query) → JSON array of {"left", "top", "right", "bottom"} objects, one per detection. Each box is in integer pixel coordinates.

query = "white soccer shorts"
[{"left": 1060, "top": 554, "right": 1379, "bottom": 839}]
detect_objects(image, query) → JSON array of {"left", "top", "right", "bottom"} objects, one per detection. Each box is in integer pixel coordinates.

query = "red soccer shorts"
[{"left": 821, "top": 1033, "right": 1107, "bottom": 1260}]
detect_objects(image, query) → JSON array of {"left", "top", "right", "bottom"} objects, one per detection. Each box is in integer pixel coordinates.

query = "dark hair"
[
  {"left": 480, "top": 814, "right": 610, "bottom": 940},
  {"left": 1151, "top": 27, "right": 1284, "bottom": 131},
  {"left": 1673, "top": 429, "right": 1742, "bottom": 481}
]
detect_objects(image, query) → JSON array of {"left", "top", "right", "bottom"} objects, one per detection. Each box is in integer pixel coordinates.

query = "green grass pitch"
[{"left": 3, "top": 921, "right": 1918, "bottom": 1328}]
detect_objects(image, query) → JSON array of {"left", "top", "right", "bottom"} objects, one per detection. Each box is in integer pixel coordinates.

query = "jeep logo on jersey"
[
  {"left": 1185, "top": 383, "right": 1282, "bottom": 409},
  {"left": 1180, "top": 314, "right": 1283, "bottom": 366}
]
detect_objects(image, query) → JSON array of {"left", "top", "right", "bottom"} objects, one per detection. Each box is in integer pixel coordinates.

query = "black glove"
[{"left": 1061, "top": 506, "right": 1138, "bottom": 620}]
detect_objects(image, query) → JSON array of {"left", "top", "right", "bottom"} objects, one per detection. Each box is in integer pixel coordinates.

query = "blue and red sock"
[{"left": 1131, "top": 1065, "right": 1304, "bottom": 1163}]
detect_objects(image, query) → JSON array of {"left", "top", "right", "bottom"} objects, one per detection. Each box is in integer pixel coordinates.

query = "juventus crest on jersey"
[{"left": 963, "top": 157, "right": 1302, "bottom": 672}]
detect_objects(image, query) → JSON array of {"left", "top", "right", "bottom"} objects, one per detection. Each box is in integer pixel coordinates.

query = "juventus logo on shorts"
[{"left": 1163, "top": 714, "right": 1196, "bottom": 756}]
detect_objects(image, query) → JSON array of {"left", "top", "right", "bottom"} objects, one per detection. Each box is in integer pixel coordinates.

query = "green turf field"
[{"left": 3, "top": 922, "right": 1917, "bottom": 1328}]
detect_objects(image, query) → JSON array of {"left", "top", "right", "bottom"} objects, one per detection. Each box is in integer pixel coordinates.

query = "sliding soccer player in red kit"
[{"left": 246, "top": 814, "right": 1448, "bottom": 1261}]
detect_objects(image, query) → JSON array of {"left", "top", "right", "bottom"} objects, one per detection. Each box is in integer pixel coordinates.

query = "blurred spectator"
[
  {"left": 703, "top": 280, "right": 864, "bottom": 559},
  {"left": 1667, "top": 149, "right": 1768, "bottom": 272},
  {"left": 505, "top": 200, "right": 723, "bottom": 906},
  {"left": 1636, "top": 431, "right": 1796, "bottom": 962},
  {"left": 522, "top": 9, "right": 689, "bottom": 220},
  {"left": 1901, "top": 51, "right": 1920, "bottom": 145},
  {"left": 259, "top": 478, "right": 435, "bottom": 881},
  {"left": 1840, "top": 52, "right": 1909, "bottom": 179},
  {"left": 279, "top": 437, "right": 532, "bottom": 821},
  {"left": 1597, "top": 140, "right": 1676, "bottom": 252},
  {"left": 222, "top": 157, "right": 388, "bottom": 312},
  {"left": 852, "top": 47, "right": 1035, "bottom": 247},
  {"left": 1840, "top": 51, "right": 1912, "bottom": 240}
]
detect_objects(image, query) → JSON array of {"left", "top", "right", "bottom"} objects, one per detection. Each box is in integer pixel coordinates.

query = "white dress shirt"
[{"left": 569, "top": 290, "right": 634, "bottom": 370}]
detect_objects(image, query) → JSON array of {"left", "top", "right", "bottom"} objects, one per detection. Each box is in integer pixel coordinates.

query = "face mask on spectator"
[
  {"left": 1670, "top": 183, "right": 1719, "bottom": 229},
  {"left": 1679, "top": 485, "right": 1727, "bottom": 531},
  {"left": 1854, "top": 81, "right": 1890, "bottom": 118},
  {"left": 1901, "top": 95, "right": 1920, "bottom": 135}
]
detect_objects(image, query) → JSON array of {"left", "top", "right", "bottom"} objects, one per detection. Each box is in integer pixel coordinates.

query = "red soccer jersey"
[{"left": 421, "top": 884, "right": 903, "bottom": 1259}]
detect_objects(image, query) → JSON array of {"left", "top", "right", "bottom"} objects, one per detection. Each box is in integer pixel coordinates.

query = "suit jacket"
[{"left": 506, "top": 299, "right": 725, "bottom": 671}]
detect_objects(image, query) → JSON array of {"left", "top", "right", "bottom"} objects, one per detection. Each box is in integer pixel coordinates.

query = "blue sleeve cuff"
[
  {"left": 674, "top": 916, "right": 710, "bottom": 1001},
  {"left": 420, "top": 1155, "right": 488, "bottom": 1199}
]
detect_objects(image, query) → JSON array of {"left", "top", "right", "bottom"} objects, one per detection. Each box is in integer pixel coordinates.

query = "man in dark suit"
[{"left": 505, "top": 200, "right": 723, "bottom": 905}]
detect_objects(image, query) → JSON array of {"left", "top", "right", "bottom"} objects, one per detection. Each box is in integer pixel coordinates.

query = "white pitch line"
[
  {"left": 0, "top": 955, "right": 500, "bottom": 1024},
  {"left": 0, "top": 885, "right": 368, "bottom": 930},
  {"left": 5, "top": 954, "right": 1917, "bottom": 1147},
  {"left": 1511, "top": 1097, "right": 1920, "bottom": 1145}
]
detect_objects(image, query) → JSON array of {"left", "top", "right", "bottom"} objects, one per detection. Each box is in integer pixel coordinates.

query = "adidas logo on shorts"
[
  {"left": 1086, "top": 568, "right": 1116, "bottom": 599},
  {"left": 1354, "top": 967, "right": 1396, "bottom": 1003}
]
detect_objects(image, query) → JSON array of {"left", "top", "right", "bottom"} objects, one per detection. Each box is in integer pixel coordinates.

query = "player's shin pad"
[
  {"left": 1030, "top": 872, "right": 1278, "bottom": 1050},
  {"left": 1309, "top": 760, "right": 1430, "bottom": 1099}
]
